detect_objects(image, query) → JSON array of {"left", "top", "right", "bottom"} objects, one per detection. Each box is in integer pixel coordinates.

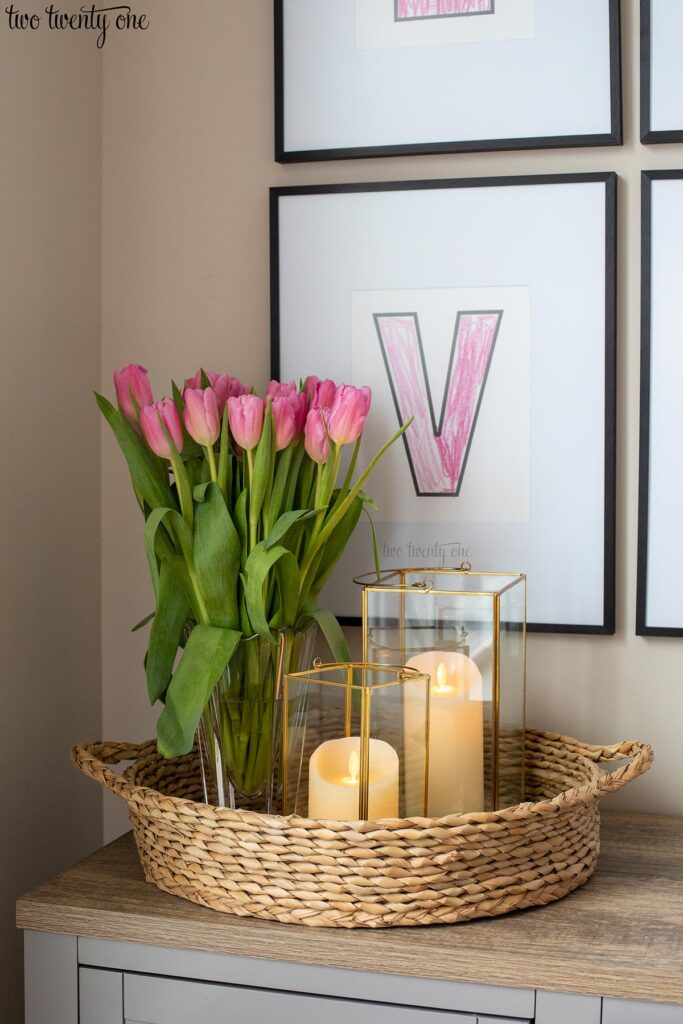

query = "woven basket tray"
[{"left": 72, "top": 729, "right": 652, "bottom": 929}]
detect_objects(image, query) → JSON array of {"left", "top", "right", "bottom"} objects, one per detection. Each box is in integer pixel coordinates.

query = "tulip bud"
[
  {"left": 304, "top": 407, "right": 330, "bottom": 464},
  {"left": 327, "top": 385, "right": 372, "bottom": 445},
  {"left": 212, "top": 374, "right": 247, "bottom": 415},
  {"left": 289, "top": 391, "right": 307, "bottom": 439},
  {"left": 114, "top": 364, "right": 153, "bottom": 427},
  {"left": 305, "top": 375, "right": 337, "bottom": 410},
  {"left": 271, "top": 396, "right": 296, "bottom": 452},
  {"left": 228, "top": 394, "right": 264, "bottom": 451},
  {"left": 267, "top": 379, "right": 298, "bottom": 400},
  {"left": 185, "top": 369, "right": 219, "bottom": 389},
  {"left": 183, "top": 387, "right": 220, "bottom": 447},
  {"left": 186, "top": 371, "right": 247, "bottom": 415},
  {"left": 140, "top": 398, "right": 184, "bottom": 459}
]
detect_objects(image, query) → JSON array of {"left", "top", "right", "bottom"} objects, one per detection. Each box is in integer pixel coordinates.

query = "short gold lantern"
[
  {"left": 355, "top": 566, "right": 526, "bottom": 815},
  {"left": 281, "top": 662, "right": 430, "bottom": 821}
]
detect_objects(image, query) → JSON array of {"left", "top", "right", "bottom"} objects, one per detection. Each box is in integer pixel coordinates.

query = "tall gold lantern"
[{"left": 356, "top": 566, "right": 526, "bottom": 815}]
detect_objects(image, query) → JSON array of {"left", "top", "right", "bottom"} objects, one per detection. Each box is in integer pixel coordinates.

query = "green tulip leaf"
[
  {"left": 96, "top": 393, "right": 174, "bottom": 511},
  {"left": 264, "top": 507, "right": 324, "bottom": 552},
  {"left": 234, "top": 489, "right": 248, "bottom": 567},
  {"left": 267, "top": 446, "right": 293, "bottom": 530},
  {"left": 249, "top": 404, "right": 273, "bottom": 534},
  {"left": 309, "top": 608, "right": 351, "bottom": 663},
  {"left": 244, "top": 543, "right": 299, "bottom": 637},
  {"left": 143, "top": 507, "right": 192, "bottom": 599},
  {"left": 131, "top": 611, "right": 154, "bottom": 633},
  {"left": 309, "top": 492, "right": 363, "bottom": 600},
  {"left": 193, "top": 482, "right": 240, "bottom": 630},
  {"left": 147, "top": 559, "right": 191, "bottom": 705},
  {"left": 156, "top": 624, "right": 241, "bottom": 757},
  {"left": 217, "top": 405, "right": 232, "bottom": 500}
]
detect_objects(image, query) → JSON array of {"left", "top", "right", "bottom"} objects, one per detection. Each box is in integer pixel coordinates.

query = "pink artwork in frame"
[
  {"left": 375, "top": 310, "right": 502, "bottom": 496},
  {"left": 395, "top": 0, "right": 494, "bottom": 21}
]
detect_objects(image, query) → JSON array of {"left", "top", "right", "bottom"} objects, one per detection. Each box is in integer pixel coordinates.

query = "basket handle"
[
  {"left": 71, "top": 740, "right": 158, "bottom": 803},
  {"left": 591, "top": 738, "right": 654, "bottom": 795}
]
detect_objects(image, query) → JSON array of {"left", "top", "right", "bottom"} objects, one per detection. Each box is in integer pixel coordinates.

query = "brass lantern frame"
[
  {"left": 282, "top": 660, "right": 431, "bottom": 819},
  {"left": 355, "top": 565, "right": 527, "bottom": 810}
]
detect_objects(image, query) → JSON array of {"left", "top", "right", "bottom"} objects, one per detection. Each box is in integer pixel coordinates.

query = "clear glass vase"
[{"left": 197, "top": 622, "right": 318, "bottom": 813}]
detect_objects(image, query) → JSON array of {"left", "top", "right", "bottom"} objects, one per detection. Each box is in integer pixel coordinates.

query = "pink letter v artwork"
[
  {"left": 395, "top": 0, "right": 494, "bottom": 21},
  {"left": 374, "top": 311, "right": 502, "bottom": 496}
]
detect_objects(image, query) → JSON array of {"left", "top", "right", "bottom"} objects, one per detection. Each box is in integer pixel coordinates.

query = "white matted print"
[
  {"left": 271, "top": 175, "right": 617, "bottom": 633},
  {"left": 641, "top": 0, "right": 683, "bottom": 142},
  {"left": 351, "top": 287, "right": 530, "bottom": 523},
  {"left": 637, "top": 172, "right": 683, "bottom": 635},
  {"left": 275, "top": 0, "right": 621, "bottom": 161},
  {"left": 356, "top": 0, "right": 535, "bottom": 49}
]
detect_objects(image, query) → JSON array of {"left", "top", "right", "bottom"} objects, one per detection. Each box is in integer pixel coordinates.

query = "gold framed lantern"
[
  {"left": 281, "top": 662, "right": 430, "bottom": 821},
  {"left": 356, "top": 566, "right": 526, "bottom": 816}
]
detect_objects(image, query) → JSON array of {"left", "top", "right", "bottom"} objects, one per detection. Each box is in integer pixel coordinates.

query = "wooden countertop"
[{"left": 16, "top": 812, "right": 683, "bottom": 1005}]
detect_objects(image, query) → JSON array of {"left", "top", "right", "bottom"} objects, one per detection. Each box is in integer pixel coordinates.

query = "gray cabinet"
[
  {"left": 78, "top": 965, "right": 533, "bottom": 1024},
  {"left": 24, "top": 931, "right": 683, "bottom": 1024},
  {"left": 123, "top": 973, "right": 525, "bottom": 1024},
  {"left": 602, "top": 997, "right": 683, "bottom": 1023}
]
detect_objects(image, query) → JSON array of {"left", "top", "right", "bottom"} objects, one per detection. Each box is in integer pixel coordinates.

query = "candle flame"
[
  {"left": 434, "top": 661, "right": 452, "bottom": 694},
  {"left": 347, "top": 750, "right": 360, "bottom": 784}
]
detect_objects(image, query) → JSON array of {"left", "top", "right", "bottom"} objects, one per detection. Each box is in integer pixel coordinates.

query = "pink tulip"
[
  {"left": 271, "top": 396, "right": 296, "bottom": 452},
  {"left": 140, "top": 399, "right": 184, "bottom": 459},
  {"left": 305, "top": 376, "right": 337, "bottom": 410},
  {"left": 183, "top": 387, "right": 220, "bottom": 447},
  {"left": 327, "top": 385, "right": 372, "bottom": 445},
  {"left": 228, "top": 394, "right": 264, "bottom": 451},
  {"left": 114, "top": 364, "right": 153, "bottom": 427},
  {"left": 185, "top": 369, "right": 219, "bottom": 389},
  {"left": 266, "top": 379, "right": 298, "bottom": 400},
  {"left": 212, "top": 374, "right": 247, "bottom": 414},
  {"left": 289, "top": 391, "right": 307, "bottom": 438},
  {"left": 304, "top": 407, "right": 330, "bottom": 464},
  {"left": 185, "top": 371, "right": 247, "bottom": 415},
  {"left": 268, "top": 382, "right": 307, "bottom": 440}
]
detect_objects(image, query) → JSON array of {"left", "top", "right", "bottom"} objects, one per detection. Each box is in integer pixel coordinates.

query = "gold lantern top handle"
[{"left": 353, "top": 568, "right": 434, "bottom": 593}]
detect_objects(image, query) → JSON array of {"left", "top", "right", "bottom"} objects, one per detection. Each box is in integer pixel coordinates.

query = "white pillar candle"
[
  {"left": 308, "top": 736, "right": 399, "bottom": 821},
  {"left": 405, "top": 651, "right": 484, "bottom": 817}
]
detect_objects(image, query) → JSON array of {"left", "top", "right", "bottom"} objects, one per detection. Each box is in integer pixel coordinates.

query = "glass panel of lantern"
[
  {"left": 356, "top": 567, "right": 526, "bottom": 815},
  {"left": 281, "top": 662, "right": 430, "bottom": 821}
]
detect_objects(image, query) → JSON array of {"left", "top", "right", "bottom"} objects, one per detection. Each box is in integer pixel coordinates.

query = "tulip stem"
[
  {"left": 187, "top": 564, "right": 211, "bottom": 626},
  {"left": 170, "top": 453, "right": 193, "bottom": 530},
  {"left": 299, "top": 418, "right": 413, "bottom": 595},
  {"left": 339, "top": 436, "right": 361, "bottom": 497},
  {"left": 305, "top": 446, "right": 341, "bottom": 556},
  {"left": 205, "top": 445, "right": 218, "bottom": 483},
  {"left": 246, "top": 448, "right": 257, "bottom": 551}
]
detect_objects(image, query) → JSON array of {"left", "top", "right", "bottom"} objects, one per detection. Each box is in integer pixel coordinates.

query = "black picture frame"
[
  {"left": 636, "top": 170, "right": 683, "bottom": 637},
  {"left": 640, "top": 0, "right": 683, "bottom": 144},
  {"left": 274, "top": 0, "right": 622, "bottom": 164},
  {"left": 270, "top": 173, "right": 617, "bottom": 635}
]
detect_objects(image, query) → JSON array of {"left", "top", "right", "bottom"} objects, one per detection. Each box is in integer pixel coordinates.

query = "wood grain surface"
[{"left": 16, "top": 813, "right": 683, "bottom": 1005}]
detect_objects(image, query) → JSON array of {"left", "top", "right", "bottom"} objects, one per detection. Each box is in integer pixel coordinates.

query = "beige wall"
[
  {"left": 101, "top": 0, "right": 682, "bottom": 840},
  {"left": 0, "top": 29, "right": 103, "bottom": 1024}
]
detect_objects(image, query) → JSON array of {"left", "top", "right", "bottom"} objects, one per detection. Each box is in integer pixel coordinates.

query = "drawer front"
[
  {"left": 478, "top": 1019, "right": 532, "bottom": 1023},
  {"left": 602, "top": 998, "right": 683, "bottom": 1024},
  {"left": 124, "top": 974, "right": 528, "bottom": 1024},
  {"left": 80, "top": 968, "right": 124, "bottom": 1024}
]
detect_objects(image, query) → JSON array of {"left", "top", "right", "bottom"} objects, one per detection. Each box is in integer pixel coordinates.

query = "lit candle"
[
  {"left": 405, "top": 651, "right": 484, "bottom": 817},
  {"left": 308, "top": 736, "right": 399, "bottom": 821}
]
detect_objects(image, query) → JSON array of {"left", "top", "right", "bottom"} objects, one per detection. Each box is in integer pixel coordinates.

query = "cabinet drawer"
[
  {"left": 602, "top": 998, "right": 683, "bottom": 1023},
  {"left": 124, "top": 974, "right": 529, "bottom": 1024}
]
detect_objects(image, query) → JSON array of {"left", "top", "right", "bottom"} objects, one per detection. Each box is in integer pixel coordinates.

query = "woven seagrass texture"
[{"left": 72, "top": 729, "right": 652, "bottom": 929}]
